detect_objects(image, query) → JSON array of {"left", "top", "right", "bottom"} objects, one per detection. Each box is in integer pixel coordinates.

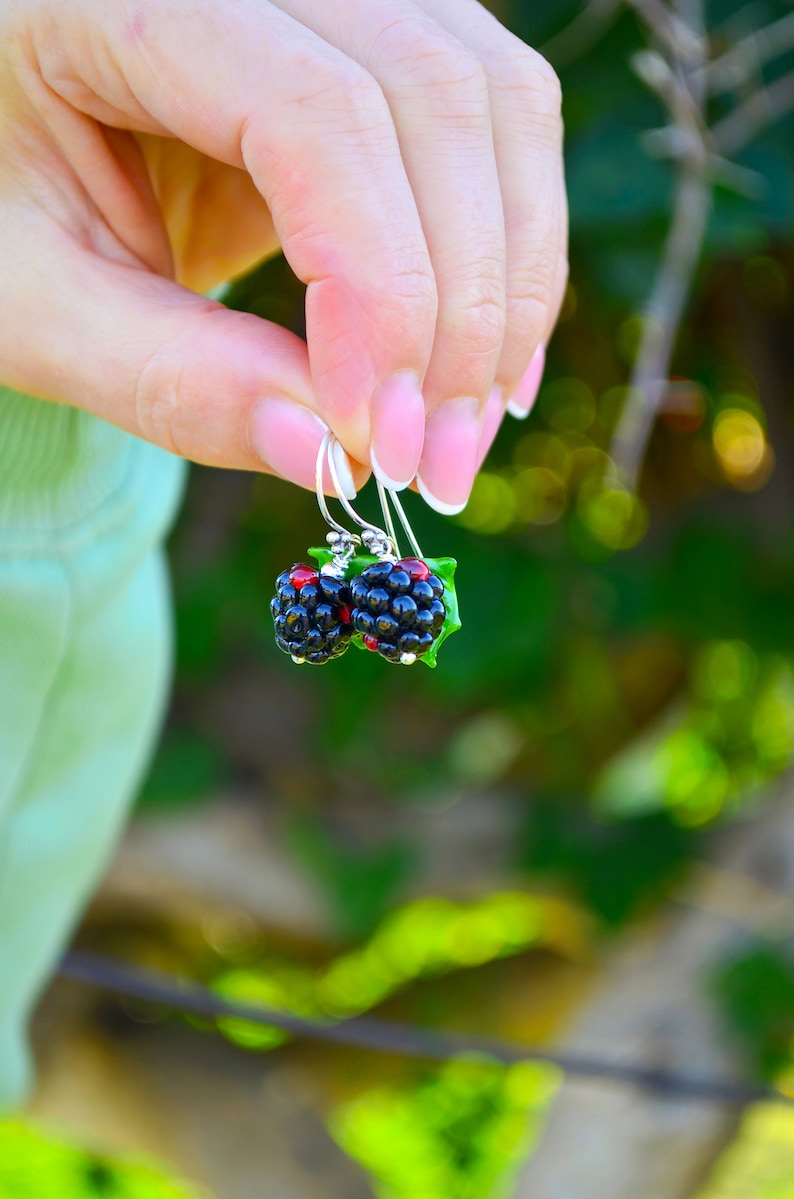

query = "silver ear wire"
[
  {"left": 382, "top": 485, "right": 424, "bottom": 560},
  {"left": 315, "top": 432, "right": 425, "bottom": 566},
  {"left": 315, "top": 432, "right": 356, "bottom": 540},
  {"left": 326, "top": 436, "right": 396, "bottom": 559},
  {"left": 315, "top": 432, "right": 359, "bottom": 574}
]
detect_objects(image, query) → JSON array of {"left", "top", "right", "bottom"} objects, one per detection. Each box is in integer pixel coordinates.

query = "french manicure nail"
[
  {"left": 506, "top": 343, "right": 546, "bottom": 420},
  {"left": 249, "top": 396, "right": 339, "bottom": 493},
  {"left": 476, "top": 386, "right": 506, "bottom": 472},
  {"left": 416, "top": 396, "right": 482, "bottom": 516},
  {"left": 370, "top": 371, "right": 426, "bottom": 490}
]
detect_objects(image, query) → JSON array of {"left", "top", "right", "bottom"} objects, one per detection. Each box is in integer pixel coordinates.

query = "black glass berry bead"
[
  {"left": 377, "top": 641, "right": 401, "bottom": 662},
  {"left": 414, "top": 608, "right": 435, "bottom": 635},
  {"left": 391, "top": 594, "right": 417, "bottom": 626},
  {"left": 398, "top": 631, "right": 421, "bottom": 655},
  {"left": 361, "top": 561, "right": 394, "bottom": 586},
  {"left": 270, "top": 564, "right": 353, "bottom": 664},
  {"left": 350, "top": 557, "right": 447, "bottom": 665},
  {"left": 385, "top": 569, "right": 412, "bottom": 595},
  {"left": 354, "top": 610, "right": 376, "bottom": 636},
  {"left": 278, "top": 582, "right": 298, "bottom": 607},
  {"left": 411, "top": 580, "right": 435, "bottom": 604},
  {"left": 375, "top": 613, "right": 399, "bottom": 639},
  {"left": 300, "top": 584, "right": 320, "bottom": 611},
  {"left": 367, "top": 588, "right": 391, "bottom": 614}
]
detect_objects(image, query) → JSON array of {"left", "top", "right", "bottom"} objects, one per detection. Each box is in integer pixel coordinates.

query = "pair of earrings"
[{"left": 270, "top": 433, "right": 460, "bottom": 668}]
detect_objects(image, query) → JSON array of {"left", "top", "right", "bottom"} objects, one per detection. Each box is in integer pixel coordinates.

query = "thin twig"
[
  {"left": 611, "top": 170, "right": 712, "bottom": 486},
  {"left": 541, "top": 0, "right": 623, "bottom": 70},
  {"left": 704, "top": 12, "right": 794, "bottom": 95},
  {"left": 59, "top": 950, "right": 783, "bottom": 1108},
  {"left": 625, "top": 0, "right": 705, "bottom": 64},
  {"left": 612, "top": 0, "right": 711, "bottom": 488},
  {"left": 712, "top": 68, "right": 794, "bottom": 155}
]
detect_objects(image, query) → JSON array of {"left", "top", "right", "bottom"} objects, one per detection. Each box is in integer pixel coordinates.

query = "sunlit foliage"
[
  {"left": 0, "top": 1120, "right": 207, "bottom": 1199},
  {"left": 210, "top": 890, "right": 588, "bottom": 1047},
  {"left": 329, "top": 1058, "right": 560, "bottom": 1199}
]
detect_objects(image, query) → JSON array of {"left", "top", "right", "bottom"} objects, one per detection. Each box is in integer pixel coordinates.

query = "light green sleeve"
[{"left": 0, "top": 388, "right": 187, "bottom": 1109}]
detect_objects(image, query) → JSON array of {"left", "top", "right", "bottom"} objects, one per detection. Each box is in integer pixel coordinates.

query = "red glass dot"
[
  {"left": 397, "top": 557, "right": 430, "bottom": 582},
  {"left": 338, "top": 604, "right": 352, "bottom": 625},
  {"left": 363, "top": 635, "right": 380, "bottom": 652},
  {"left": 289, "top": 565, "right": 319, "bottom": 590}
]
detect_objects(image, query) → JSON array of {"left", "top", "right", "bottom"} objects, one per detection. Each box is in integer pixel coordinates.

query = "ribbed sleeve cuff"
[{"left": 0, "top": 387, "right": 144, "bottom": 535}]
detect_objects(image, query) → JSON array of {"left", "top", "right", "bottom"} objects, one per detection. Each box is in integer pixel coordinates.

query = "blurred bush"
[
  {"left": 0, "top": 1119, "right": 207, "bottom": 1199},
  {"left": 126, "top": 1, "right": 794, "bottom": 1192},
  {"left": 142, "top": 0, "right": 794, "bottom": 946}
]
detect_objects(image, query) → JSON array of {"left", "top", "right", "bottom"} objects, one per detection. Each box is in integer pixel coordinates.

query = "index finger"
[{"left": 20, "top": 0, "right": 437, "bottom": 461}]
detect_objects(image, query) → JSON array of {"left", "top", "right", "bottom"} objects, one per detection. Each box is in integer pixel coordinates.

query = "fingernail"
[
  {"left": 416, "top": 397, "right": 481, "bottom": 516},
  {"left": 249, "top": 396, "right": 356, "bottom": 496},
  {"left": 506, "top": 344, "right": 546, "bottom": 420},
  {"left": 476, "top": 386, "right": 506, "bottom": 472},
  {"left": 370, "top": 371, "right": 426, "bottom": 490}
]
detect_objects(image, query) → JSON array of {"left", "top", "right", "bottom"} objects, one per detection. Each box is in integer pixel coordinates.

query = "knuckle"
[
  {"left": 494, "top": 46, "right": 562, "bottom": 121},
  {"left": 331, "top": 60, "right": 390, "bottom": 127},
  {"left": 274, "top": 52, "right": 391, "bottom": 137},
  {"left": 413, "top": 41, "right": 488, "bottom": 99},
  {"left": 506, "top": 264, "right": 559, "bottom": 348},
  {"left": 371, "top": 19, "right": 489, "bottom": 103},
  {"left": 448, "top": 283, "right": 506, "bottom": 357},
  {"left": 507, "top": 293, "right": 550, "bottom": 351}
]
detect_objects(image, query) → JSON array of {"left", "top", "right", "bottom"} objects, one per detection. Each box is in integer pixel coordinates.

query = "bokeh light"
[
  {"left": 576, "top": 479, "right": 648, "bottom": 550},
  {"left": 693, "top": 641, "right": 757, "bottom": 703},
  {"left": 712, "top": 409, "right": 773, "bottom": 490}
]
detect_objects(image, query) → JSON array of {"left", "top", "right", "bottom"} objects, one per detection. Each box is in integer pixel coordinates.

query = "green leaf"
[{"left": 308, "top": 549, "right": 461, "bottom": 669}]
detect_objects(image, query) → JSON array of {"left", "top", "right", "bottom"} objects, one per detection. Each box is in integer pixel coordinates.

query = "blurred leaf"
[
  {"left": 137, "top": 731, "right": 227, "bottom": 811},
  {"left": 0, "top": 1119, "right": 208, "bottom": 1199},
  {"left": 522, "top": 801, "right": 693, "bottom": 926},
  {"left": 284, "top": 812, "right": 418, "bottom": 941},
  {"left": 712, "top": 945, "right": 794, "bottom": 1079}
]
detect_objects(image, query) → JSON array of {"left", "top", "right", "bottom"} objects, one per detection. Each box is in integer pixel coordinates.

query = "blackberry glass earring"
[{"left": 270, "top": 434, "right": 461, "bottom": 668}]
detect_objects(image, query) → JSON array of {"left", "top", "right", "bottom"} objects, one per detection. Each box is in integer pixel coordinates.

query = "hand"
[{"left": 0, "top": 0, "right": 567, "bottom": 511}]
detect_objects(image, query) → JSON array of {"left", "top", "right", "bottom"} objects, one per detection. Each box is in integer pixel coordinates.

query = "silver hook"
[
  {"left": 315, "top": 433, "right": 425, "bottom": 564},
  {"left": 376, "top": 477, "right": 402, "bottom": 559},
  {"left": 315, "top": 432, "right": 354, "bottom": 540},
  {"left": 325, "top": 435, "right": 396, "bottom": 559},
  {"left": 385, "top": 487, "right": 424, "bottom": 560}
]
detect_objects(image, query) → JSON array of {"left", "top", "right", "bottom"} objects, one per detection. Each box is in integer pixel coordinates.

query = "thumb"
[{"left": 1, "top": 239, "right": 365, "bottom": 495}]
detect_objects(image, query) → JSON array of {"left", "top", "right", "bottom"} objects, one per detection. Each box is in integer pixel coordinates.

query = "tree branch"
[
  {"left": 542, "top": 0, "right": 623, "bottom": 70},
  {"left": 712, "top": 68, "right": 794, "bottom": 156},
  {"left": 612, "top": 0, "right": 711, "bottom": 488},
  {"left": 705, "top": 12, "right": 794, "bottom": 96},
  {"left": 59, "top": 949, "right": 780, "bottom": 1107}
]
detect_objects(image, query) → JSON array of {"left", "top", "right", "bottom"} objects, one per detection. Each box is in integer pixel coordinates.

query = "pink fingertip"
[
  {"left": 369, "top": 371, "right": 426, "bottom": 490},
  {"left": 506, "top": 344, "right": 546, "bottom": 420},
  {"left": 249, "top": 396, "right": 348, "bottom": 494},
  {"left": 416, "top": 396, "right": 481, "bottom": 515}
]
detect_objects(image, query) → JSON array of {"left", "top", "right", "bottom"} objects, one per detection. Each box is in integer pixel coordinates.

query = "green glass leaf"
[{"left": 308, "top": 549, "right": 461, "bottom": 669}]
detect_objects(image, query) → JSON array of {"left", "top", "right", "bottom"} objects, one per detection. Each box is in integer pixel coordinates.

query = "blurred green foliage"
[
  {"left": 208, "top": 889, "right": 584, "bottom": 1048},
  {"left": 712, "top": 945, "right": 794, "bottom": 1081},
  {"left": 0, "top": 1120, "right": 206, "bottom": 1199},
  {"left": 329, "top": 1058, "right": 560, "bottom": 1199},
  {"left": 127, "top": 0, "right": 794, "bottom": 1195}
]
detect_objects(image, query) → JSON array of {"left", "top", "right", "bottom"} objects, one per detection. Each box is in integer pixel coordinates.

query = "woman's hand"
[{"left": 0, "top": 0, "right": 566, "bottom": 510}]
